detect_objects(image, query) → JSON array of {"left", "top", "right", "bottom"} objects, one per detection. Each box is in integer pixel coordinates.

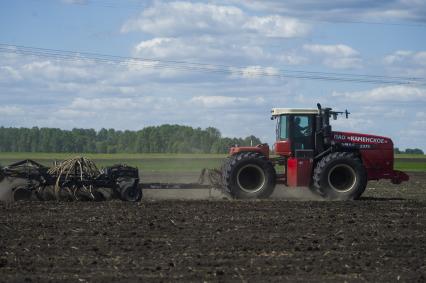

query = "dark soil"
[{"left": 1, "top": 172, "right": 425, "bottom": 282}]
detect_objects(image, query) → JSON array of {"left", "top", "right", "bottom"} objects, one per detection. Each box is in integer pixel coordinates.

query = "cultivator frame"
[
  {"left": 0, "top": 157, "right": 227, "bottom": 202},
  {"left": 0, "top": 158, "right": 142, "bottom": 202}
]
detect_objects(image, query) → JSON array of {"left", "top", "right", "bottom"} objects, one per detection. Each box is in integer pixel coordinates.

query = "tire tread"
[
  {"left": 222, "top": 152, "right": 276, "bottom": 199},
  {"left": 312, "top": 152, "right": 366, "bottom": 200}
]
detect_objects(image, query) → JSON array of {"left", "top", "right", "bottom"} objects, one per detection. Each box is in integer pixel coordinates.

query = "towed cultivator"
[{"left": 0, "top": 157, "right": 142, "bottom": 202}]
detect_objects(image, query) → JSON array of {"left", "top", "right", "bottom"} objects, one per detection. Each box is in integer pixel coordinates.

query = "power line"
[
  {"left": 1, "top": 43, "right": 423, "bottom": 85},
  {"left": 0, "top": 43, "right": 425, "bottom": 86}
]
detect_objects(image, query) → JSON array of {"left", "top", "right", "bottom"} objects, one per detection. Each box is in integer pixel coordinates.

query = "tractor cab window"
[
  {"left": 278, "top": 115, "right": 288, "bottom": 140},
  {"left": 292, "top": 115, "right": 314, "bottom": 150},
  {"left": 293, "top": 116, "right": 310, "bottom": 138}
]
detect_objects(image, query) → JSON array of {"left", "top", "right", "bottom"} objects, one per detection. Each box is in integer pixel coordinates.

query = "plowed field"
[{"left": 1, "top": 172, "right": 425, "bottom": 282}]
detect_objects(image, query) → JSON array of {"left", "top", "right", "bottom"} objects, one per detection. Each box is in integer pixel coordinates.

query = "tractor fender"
[{"left": 229, "top": 144, "right": 270, "bottom": 158}]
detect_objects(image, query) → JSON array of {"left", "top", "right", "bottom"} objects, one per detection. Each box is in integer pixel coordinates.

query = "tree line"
[
  {"left": 394, "top": 148, "right": 424, "bottom": 155},
  {"left": 0, "top": 125, "right": 262, "bottom": 154}
]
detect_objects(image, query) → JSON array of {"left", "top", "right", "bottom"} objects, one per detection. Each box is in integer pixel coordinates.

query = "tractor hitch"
[{"left": 390, "top": 170, "right": 410, "bottom": 184}]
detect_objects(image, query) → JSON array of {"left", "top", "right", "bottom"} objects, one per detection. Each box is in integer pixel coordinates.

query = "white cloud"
[
  {"left": 121, "top": 1, "right": 309, "bottom": 38},
  {"left": 304, "top": 44, "right": 362, "bottom": 69},
  {"left": 130, "top": 36, "right": 308, "bottom": 70},
  {"left": 70, "top": 97, "right": 138, "bottom": 111},
  {"left": 324, "top": 57, "right": 362, "bottom": 69},
  {"left": 399, "top": 124, "right": 426, "bottom": 140},
  {"left": 383, "top": 50, "right": 426, "bottom": 77},
  {"left": 22, "top": 60, "right": 91, "bottom": 81},
  {"left": 121, "top": 1, "right": 244, "bottom": 35},
  {"left": 0, "top": 66, "right": 22, "bottom": 82},
  {"left": 227, "top": 0, "right": 426, "bottom": 22},
  {"left": 332, "top": 115, "right": 373, "bottom": 133},
  {"left": 243, "top": 15, "right": 309, "bottom": 38},
  {"left": 132, "top": 35, "right": 304, "bottom": 69},
  {"left": 35, "top": 93, "right": 273, "bottom": 139},
  {"left": 65, "top": 96, "right": 185, "bottom": 113},
  {"left": 121, "top": 1, "right": 311, "bottom": 74},
  {"left": 0, "top": 106, "right": 24, "bottom": 116},
  {"left": 416, "top": 111, "right": 426, "bottom": 118},
  {"left": 384, "top": 50, "right": 412, "bottom": 64},
  {"left": 414, "top": 52, "right": 426, "bottom": 64},
  {"left": 50, "top": 96, "right": 183, "bottom": 129},
  {"left": 357, "top": 105, "right": 406, "bottom": 118},
  {"left": 134, "top": 37, "right": 210, "bottom": 59},
  {"left": 190, "top": 95, "right": 265, "bottom": 108},
  {"left": 384, "top": 50, "right": 426, "bottom": 66},
  {"left": 304, "top": 44, "right": 358, "bottom": 57},
  {"left": 0, "top": 54, "right": 200, "bottom": 97},
  {"left": 383, "top": 108, "right": 406, "bottom": 118},
  {"left": 277, "top": 53, "right": 308, "bottom": 65},
  {"left": 55, "top": 109, "right": 96, "bottom": 119},
  {"left": 230, "top": 66, "right": 280, "bottom": 79},
  {"left": 332, "top": 85, "right": 426, "bottom": 102}
]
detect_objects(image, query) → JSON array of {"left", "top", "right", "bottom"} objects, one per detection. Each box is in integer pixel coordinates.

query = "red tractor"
[{"left": 222, "top": 104, "right": 409, "bottom": 200}]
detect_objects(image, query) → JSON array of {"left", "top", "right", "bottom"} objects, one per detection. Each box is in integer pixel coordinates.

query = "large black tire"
[
  {"left": 118, "top": 178, "right": 142, "bottom": 202},
  {"left": 223, "top": 152, "right": 276, "bottom": 199},
  {"left": 312, "top": 152, "right": 367, "bottom": 200},
  {"left": 12, "top": 186, "right": 32, "bottom": 201}
]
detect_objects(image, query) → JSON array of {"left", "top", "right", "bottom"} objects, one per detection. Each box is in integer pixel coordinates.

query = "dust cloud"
[{"left": 270, "top": 185, "right": 325, "bottom": 201}]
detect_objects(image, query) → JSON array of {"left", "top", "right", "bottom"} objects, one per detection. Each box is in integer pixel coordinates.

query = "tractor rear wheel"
[
  {"left": 223, "top": 152, "right": 276, "bottom": 199},
  {"left": 312, "top": 152, "right": 367, "bottom": 200}
]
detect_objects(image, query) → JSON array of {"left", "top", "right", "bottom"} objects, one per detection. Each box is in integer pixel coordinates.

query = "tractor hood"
[{"left": 332, "top": 131, "right": 393, "bottom": 150}]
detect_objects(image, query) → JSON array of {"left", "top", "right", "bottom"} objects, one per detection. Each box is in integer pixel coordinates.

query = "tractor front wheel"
[
  {"left": 223, "top": 152, "right": 276, "bottom": 199},
  {"left": 312, "top": 152, "right": 367, "bottom": 200}
]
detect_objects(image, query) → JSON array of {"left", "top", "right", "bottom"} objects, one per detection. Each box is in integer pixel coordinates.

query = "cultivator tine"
[
  {"left": 198, "top": 168, "right": 224, "bottom": 189},
  {"left": 198, "top": 168, "right": 207, "bottom": 184},
  {"left": 47, "top": 157, "right": 102, "bottom": 201}
]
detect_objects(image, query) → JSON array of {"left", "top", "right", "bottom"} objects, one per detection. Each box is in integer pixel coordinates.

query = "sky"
[{"left": 0, "top": 0, "right": 425, "bottom": 151}]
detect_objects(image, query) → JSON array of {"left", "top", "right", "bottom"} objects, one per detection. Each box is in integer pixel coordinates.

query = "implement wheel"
[
  {"left": 312, "top": 152, "right": 367, "bottom": 200},
  {"left": 223, "top": 152, "right": 276, "bottom": 199},
  {"left": 118, "top": 178, "right": 142, "bottom": 202},
  {"left": 12, "top": 186, "right": 32, "bottom": 201}
]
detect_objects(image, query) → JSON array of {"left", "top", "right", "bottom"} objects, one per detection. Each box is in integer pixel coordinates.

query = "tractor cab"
[{"left": 272, "top": 108, "right": 319, "bottom": 158}]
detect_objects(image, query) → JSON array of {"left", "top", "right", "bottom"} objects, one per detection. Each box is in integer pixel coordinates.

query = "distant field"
[
  {"left": 395, "top": 154, "right": 426, "bottom": 159},
  {"left": 0, "top": 152, "right": 424, "bottom": 172},
  {"left": 394, "top": 161, "right": 426, "bottom": 171},
  {"left": 395, "top": 154, "right": 426, "bottom": 171},
  {"left": 0, "top": 152, "right": 225, "bottom": 172}
]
